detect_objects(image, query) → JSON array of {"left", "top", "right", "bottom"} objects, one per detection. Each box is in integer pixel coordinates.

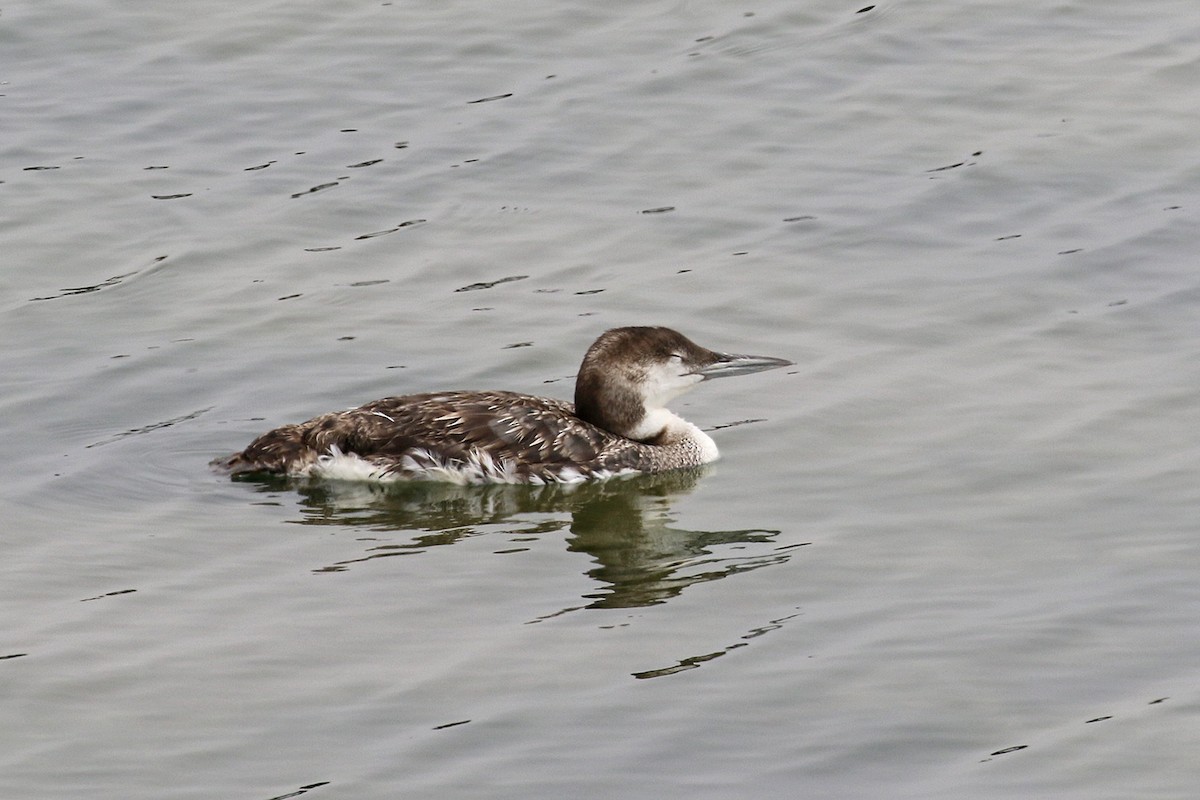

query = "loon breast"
[{"left": 213, "top": 326, "right": 790, "bottom": 485}]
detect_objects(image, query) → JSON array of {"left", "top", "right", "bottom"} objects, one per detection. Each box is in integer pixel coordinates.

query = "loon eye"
[{"left": 668, "top": 353, "right": 684, "bottom": 364}]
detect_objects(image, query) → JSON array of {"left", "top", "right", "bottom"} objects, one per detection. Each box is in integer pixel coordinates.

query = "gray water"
[{"left": 4, "top": 1, "right": 1200, "bottom": 797}]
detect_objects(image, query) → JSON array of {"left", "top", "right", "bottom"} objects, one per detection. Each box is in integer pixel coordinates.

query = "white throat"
[
  {"left": 627, "top": 407, "right": 719, "bottom": 463},
  {"left": 627, "top": 407, "right": 683, "bottom": 441}
]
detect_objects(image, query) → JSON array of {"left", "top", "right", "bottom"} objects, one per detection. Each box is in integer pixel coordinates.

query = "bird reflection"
[{"left": 236, "top": 469, "right": 791, "bottom": 610}]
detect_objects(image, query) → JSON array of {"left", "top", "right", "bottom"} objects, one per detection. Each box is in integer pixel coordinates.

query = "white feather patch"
[{"left": 309, "top": 444, "right": 617, "bottom": 485}]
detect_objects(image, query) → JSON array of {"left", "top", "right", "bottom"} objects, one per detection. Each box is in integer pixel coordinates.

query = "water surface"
[{"left": 4, "top": 1, "right": 1200, "bottom": 798}]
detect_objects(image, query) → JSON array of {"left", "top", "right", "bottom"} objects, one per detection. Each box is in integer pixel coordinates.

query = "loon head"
[{"left": 573, "top": 326, "right": 791, "bottom": 442}]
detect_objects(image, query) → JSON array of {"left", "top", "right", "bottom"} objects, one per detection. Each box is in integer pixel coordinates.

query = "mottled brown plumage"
[{"left": 213, "top": 327, "right": 790, "bottom": 485}]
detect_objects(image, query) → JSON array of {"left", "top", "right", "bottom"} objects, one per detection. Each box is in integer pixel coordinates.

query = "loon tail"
[{"left": 211, "top": 422, "right": 316, "bottom": 475}]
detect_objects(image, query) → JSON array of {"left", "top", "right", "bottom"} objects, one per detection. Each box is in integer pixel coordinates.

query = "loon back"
[{"left": 214, "top": 326, "right": 790, "bottom": 485}]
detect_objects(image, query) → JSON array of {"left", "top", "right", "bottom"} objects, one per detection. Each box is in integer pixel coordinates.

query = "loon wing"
[
  {"left": 218, "top": 390, "right": 612, "bottom": 478},
  {"left": 357, "top": 391, "right": 607, "bottom": 471}
]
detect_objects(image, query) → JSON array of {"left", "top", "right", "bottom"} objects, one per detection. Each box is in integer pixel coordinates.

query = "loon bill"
[{"left": 213, "top": 326, "right": 791, "bottom": 485}]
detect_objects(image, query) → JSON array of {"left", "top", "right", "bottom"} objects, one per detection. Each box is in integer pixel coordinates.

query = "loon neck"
[
  {"left": 575, "top": 377, "right": 716, "bottom": 462},
  {"left": 574, "top": 373, "right": 645, "bottom": 439}
]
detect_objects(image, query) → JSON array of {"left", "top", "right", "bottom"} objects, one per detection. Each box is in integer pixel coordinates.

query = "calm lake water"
[{"left": 4, "top": 1, "right": 1200, "bottom": 798}]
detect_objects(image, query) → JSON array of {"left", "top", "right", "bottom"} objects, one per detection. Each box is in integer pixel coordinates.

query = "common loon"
[{"left": 214, "top": 326, "right": 790, "bottom": 485}]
